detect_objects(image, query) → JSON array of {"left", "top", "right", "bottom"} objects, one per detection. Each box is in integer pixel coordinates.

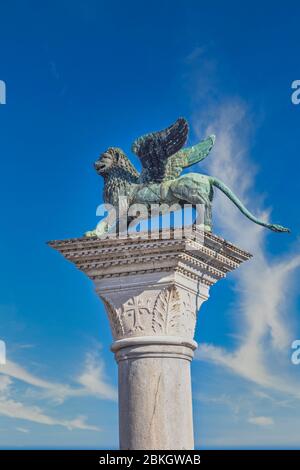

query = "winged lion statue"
[{"left": 85, "top": 117, "right": 290, "bottom": 237}]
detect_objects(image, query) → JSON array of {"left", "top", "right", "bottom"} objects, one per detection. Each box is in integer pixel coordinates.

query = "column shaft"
[{"left": 113, "top": 339, "right": 195, "bottom": 450}]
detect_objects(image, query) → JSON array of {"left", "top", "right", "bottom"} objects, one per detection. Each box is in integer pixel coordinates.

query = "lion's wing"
[
  {"left": 131, "top": 117, "right": 189, "bottom": 183},
  {"left": 163, "top": 135, "right": 216, "bottom": 181}
]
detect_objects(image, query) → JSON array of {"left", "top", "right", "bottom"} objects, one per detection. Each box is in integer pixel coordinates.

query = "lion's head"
[{"left": 94, "top": 147, "right": 138, "bottom": 179}]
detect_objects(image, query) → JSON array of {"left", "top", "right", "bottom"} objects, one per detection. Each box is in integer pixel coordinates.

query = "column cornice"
[{"left": 48, "top": 227, "right": 252, "bottom": 287}]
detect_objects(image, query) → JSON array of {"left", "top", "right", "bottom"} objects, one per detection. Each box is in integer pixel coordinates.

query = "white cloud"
[
  {"left": 0, "top": 398, "right": 99, "bottom": 431},
  {"left": 77, "top": 351, "right": 118, "bottom": 401},
  {"left": 3, "top": 360, "right": 73, "bottom": 401},
  {"left": 1, "top": 348, "right": 117, "bottom": 403},
  {"left": 0, "top": 375, "right": 11, "bottom": 393},
  {"left": 193, "top": 100, "right": 300, "bottom": 398},
  {"left": 0, "top": 372, "right": 99, "bottom": 431},
  {"left": 0, "top": 347, "right": 117, "bottom": 430},
  {"left": 248, "top": 416, "right": 274, "bottom": 426},
  {"left": 16, "top": 427, "right": 30, "bottom": 433}
]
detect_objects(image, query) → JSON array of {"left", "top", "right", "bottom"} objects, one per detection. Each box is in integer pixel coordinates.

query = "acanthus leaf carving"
[
  {"left": 101, "top": 296, "right": 124, "bottom": 338},
  {"left": 152, "top": 286, "right": 181, "bottom": 334},
  {"left": 182, "top": 292, "right": 197, "bottom": 337}
]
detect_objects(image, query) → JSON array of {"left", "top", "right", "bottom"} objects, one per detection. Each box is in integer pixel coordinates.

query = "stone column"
[{"left": 49, "top": 228, "right": 251, "bottom": 450}]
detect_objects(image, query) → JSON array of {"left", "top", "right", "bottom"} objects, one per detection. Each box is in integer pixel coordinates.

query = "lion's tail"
[{"left": 211, "top": 177, "right": 290, "bottom": 233}]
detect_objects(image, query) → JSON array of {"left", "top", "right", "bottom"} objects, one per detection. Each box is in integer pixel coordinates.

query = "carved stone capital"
[
  {"left": 97, "top": 275, "right": 203, "bottom": 343},
  {"left": 49, "top": 227, "right": 251, "bottom": 345}
]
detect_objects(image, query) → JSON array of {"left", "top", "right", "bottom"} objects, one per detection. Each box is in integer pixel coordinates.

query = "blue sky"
[{"left": 0, "top": 0, "right": 300, "bottom": 448}]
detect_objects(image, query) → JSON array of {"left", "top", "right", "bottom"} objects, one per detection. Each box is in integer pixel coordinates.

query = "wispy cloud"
[
  {"left": 184, "top": 45, "right": 300, "bottom": 444},
  {"left": 2, "top": 348, "right": 117, "bottom": 403},
  {"left": 16, "top": 427, "right": 30, "bottom": 433},
  {"left": 192, "top": 101, "right": 300, "bottom": 400},
  {"left": 0, "top": 375, "right": 98, "bottom": 430},
  {"left": 248, "top": 416, "right": 274, "bottom": 427},
  {"left": 0, "top": 346, "right": 117, "bottom": 430},
  {"left": 77, "top": 351, "right": 118, "bottom": 401}
]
